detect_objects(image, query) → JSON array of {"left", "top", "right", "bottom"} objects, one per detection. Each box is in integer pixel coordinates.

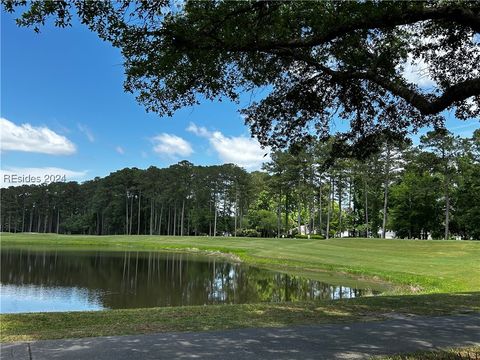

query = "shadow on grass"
[
  {"left": 1, "top": 292, "right": 479, "bottom": 343},
  {"left": 2, "top": 312, "right": 479, "bottom": 360}
]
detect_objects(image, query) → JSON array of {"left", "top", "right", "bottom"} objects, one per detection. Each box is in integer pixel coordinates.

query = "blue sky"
[{"left": 1, "top": 11, "right": 478, "bottom": 186}]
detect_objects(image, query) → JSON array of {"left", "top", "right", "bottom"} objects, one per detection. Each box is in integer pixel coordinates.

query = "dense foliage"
[
  {"left": 2, "top": 1, "right": 479, "bottom": 151},
  {"left": 2, "top": 129, "right": 479, "bottom": 239},
  {"left": 1, "top": 161, "right": 253, "bottom": 237}
]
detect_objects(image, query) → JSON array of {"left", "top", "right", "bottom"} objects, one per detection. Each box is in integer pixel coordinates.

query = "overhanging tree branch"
[
  {"left": 281, "top": 50, "right": 480, "bottom": 115},
  {"left": 170, "top": 3, "right": 480, "bottom": 52}
]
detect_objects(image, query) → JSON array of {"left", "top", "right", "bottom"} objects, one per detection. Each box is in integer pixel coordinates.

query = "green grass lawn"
[{"left": 1, "top": 233, "right": 479, "bottom": 342}]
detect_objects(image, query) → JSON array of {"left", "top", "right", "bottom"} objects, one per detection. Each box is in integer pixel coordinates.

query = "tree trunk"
[
  {"left": 276, "top": 192, "right": 281, "bottom": 237},
  {"left": 129, "top": 195, "right": 134, "bottom": 235},
  {"left": 209, "top": 198, "right": 212, "bottom": 236},
  {"left": 234, "top": 202, "right": 238, "bottom": 237},
  {"left": 382, "top": 177, "right": 389, "bottom": 239},
  {"left": 312, "top": 205, "right": 315, "bottom": 235},
  {"left": 167, "top": 205, "right": 171, "bottom": 235},
  {"left": 382, "top": 146, "right": 391, "bottom": 239},
  {"left": 43, "top": 212, "right": 48, "bottom": 233},
  {"left": 150, "top": 198, "right": 154, "bottom": 235},
  {"left": 239, "top": 206, "right": 243, "bottom": 233},
  {"left": 318, "top": 183, "right": 322, "bottom": 236},
  {"left": 277, "top": 190, "right": 282, "bottom": 238},
  {"left": 194, "top": 201, "right": 199, "bottom": 236},
  {"left": 125, "top": 192, "right": 129, "bottom": 235},
  {"left": 173, "top": 201, "right": 177, "bottom": 236},
  {"left": 235, "top": 189, "right": 239, "bottom": 237},
  {"left": 213, "top": 194, "right": 217, "bottom": 237},
  {"left": 96, "top": 212, "right": 100, "bottom": 235},
  {"left": 297, "top": 198, "right": 301, "bottom": 235},
  {"left": 364, "top": 177, "right": 369, "bottom": 238},
  {"left": 338, "top": 179, "right": 342, "bottom": 238},
  {"left": 21, "top": 205, "right": 25, "bottom": 232},
  {"left": 137, "top": 191, "right": 141, "bottom": 235},
  {"left": 444, "top": 147, "right": 450, "bottom": 240},
  {"left": 285, "top": 193, "right": 289, "bottom": 235},
  {"left": 349, "top": 176, "right": 353, "bottom": 236},
  {"left": 445, "top": 181, "right": 450, "bottom": 240},
  {"left": 326, "top": 178, "right": 332, "bottom": 239},
  {"left": 181, "top": 199, "right": 185, "bottom": 236},
  {"left": 308, "top": 202, "right": 312, "bottom": 235},
  {"left": 48, "top": 210, "right": 53, "bottom": 233},
  {"left": 158, "top": 206, "right": 163, "bottom": 235},
  {"left": 29, "top": 209, "right": 33, "bottom": 232},
  {"left": 153, "top": 203, "right": 157, "bottom": 234},
  {"left": 56, "top": 209, "right": 60, "bottom": 234}
]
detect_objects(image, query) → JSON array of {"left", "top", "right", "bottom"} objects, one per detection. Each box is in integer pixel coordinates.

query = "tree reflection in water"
[{"left": 1, "top": 249, "right": 379, "bottom": 313}]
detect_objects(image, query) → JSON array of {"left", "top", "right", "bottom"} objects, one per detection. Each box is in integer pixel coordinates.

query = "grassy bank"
[
  {"left": 1, "top": 233, "right": 479, "bottom": 342},
  {"left": 1, "top": 293, "right": 479, "bottom": 342}
]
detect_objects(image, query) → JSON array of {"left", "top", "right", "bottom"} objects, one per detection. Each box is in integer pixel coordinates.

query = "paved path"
[{"left": 2, "top": 314, "right": 479, "bottom": 360}]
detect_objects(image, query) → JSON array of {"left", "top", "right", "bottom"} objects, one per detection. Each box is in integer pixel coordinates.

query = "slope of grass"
[{"left": 1, "top": 292, "right": 479, "bottom": 342}]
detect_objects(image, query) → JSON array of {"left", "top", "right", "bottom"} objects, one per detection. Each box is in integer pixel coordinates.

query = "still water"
[{"left": 1, "top": 248, "right": 379, "bottom": 313}]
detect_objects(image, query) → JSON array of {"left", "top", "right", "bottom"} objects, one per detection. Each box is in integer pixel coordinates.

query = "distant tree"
[
  {"left": 263, "top": 151, "right": 299, "bottom": 236},
  {"left": 377, "top": 136, "right": 409, "bottom": 238},
  {"left": 420, "top": 129, "right": 459, "bottom": 239},
  {"left": 452, "top": 131, "right": 480, "bottom": 239},
  {"left": 247, "top": 209, "right": 277, "bottom": 238},
  {"left": 390, "top": 150, "right": 443, "bottom": 239}
]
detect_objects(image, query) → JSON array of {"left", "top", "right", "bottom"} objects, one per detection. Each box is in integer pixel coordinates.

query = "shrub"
[
  {"left": 294, "top": 234, "right": 325, "bottom": 240},
  {"left": 235, "top": 228, "right": 261, "bottom": 237}
]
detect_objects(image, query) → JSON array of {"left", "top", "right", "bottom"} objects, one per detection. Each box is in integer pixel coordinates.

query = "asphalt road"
[{"left": 2, "top": 313, "right": 479, "bottom": 360}]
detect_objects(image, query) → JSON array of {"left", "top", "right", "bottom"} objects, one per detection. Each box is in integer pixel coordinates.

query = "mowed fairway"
[{"left": 2, "top": 233, "right": 479, "bottom": 293}]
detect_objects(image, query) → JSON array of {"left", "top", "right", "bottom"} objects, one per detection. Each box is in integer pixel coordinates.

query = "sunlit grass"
[{"left": 1, "top": 292, "right": 479, "bottom": 342}]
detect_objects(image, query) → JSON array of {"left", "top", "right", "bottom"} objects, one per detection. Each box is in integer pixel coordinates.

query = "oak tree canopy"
[{"left": 3, "top": 0, "right": 479, "bottom": 151}]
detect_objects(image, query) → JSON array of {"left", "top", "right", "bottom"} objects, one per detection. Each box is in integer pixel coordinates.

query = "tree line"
[
  {"left": 1, "top": 129, "right": 479, "bottom": 240},
  {"left": 1, "top": 161, "right": 253, "bottom": 237},
  {"left": 260, "top": 128, "right": 480, "bottom": 240}
]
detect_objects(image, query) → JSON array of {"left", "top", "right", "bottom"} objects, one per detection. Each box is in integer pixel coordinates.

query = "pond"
[{"left": 0, "top": 248, "right": 380, "bottom": 313}]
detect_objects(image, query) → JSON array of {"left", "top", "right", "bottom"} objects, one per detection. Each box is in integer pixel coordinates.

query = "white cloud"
[
  {"left": 210, "top": 132, "right": 270, "bottom": 170},
  {"left": 465, "top": 97, "right": 479, "bottom": 114},
  {"left": 1, "top": 167, "right": 88, "bottom": 188},
  {"left": 401, "top": 54, "right": 436, "bottom": 88},
  {"left": 152, "top": 133, "right": 193, "bottom": 157},
  {"left": 0, "top": 118, "right": 76, "bottom": 155},
  {"left": 186, "top": 122, "right": 211, "bottom": 137},
  {"left": 115, "top": 146, "right": 125, "bottom": 155},
  {"left": 77, "top": 123, "right": 95, "bottom": 143},
  {"left": 186, "top": 122, "right": 270, "bottom": 170}
]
